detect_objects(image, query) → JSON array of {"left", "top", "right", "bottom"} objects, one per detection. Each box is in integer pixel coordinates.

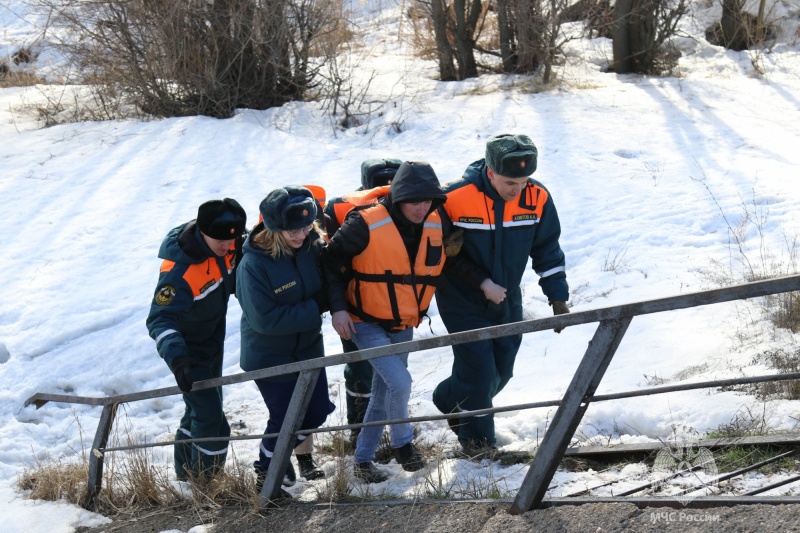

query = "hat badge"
[
  {"left": 520, "top": 161, "right": 526, "bottom": 168},
  {"left": 229, "top": 228, "right": 235, "bottom": 235},
  {"left": 303, "top": 209, "right": 309, "bottom": 216}
]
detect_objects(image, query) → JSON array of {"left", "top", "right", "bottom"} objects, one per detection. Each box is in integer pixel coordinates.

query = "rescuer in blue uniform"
[
  {"left": 146, "top": 198, "right": 247, "bottom": 481},
  {"left": 433, "top": 134, "right": 570, "bottom": 456}
]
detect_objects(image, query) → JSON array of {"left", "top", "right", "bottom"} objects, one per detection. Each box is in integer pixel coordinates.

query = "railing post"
[
  {"left": 85, "top": 402, "right": 117, "bottom": 508},
  {"left": 510, "top": 317, "right": 632, "bottom": 515},
  {"left": 258, "top": 369, "right": 320, "bottom": 510}
]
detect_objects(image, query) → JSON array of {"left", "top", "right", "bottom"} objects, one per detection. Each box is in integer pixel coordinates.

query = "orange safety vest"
[
  {"left": 330, "top": 185, "right": 391, "bottom": 226},
  {"left": 443, "top": 180, "right": 548, "bottom": 230},
  {"left": 159, "top": 243, "right": 235, "bottom": 301},
  {"left": 347, "top": 204, "right": 444, "bottom": 330}
]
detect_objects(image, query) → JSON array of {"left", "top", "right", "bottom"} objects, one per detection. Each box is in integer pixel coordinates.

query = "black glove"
[
  {"left": 443, "top": 228, "right": 465, "bottom": 257},
  {"left": 550, "top": 301, "right": 570, "bottom": 334},
  {"left": 171, "top": 356, "right": 196, "bottom": 393}
]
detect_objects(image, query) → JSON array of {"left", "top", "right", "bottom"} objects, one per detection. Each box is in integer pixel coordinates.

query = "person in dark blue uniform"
[
  {"left": 433, "top": 134, "right": 570, "bottom": 456},
  {"left": 146, "top": 198, "right": 247, "bottom": 481},
  {"left": 237, "top": 186, "right": 335, "bottom": 498}
]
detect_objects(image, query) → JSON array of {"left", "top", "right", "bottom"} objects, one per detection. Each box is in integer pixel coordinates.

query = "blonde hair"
[{"left": 251, "top": 220, "right": 323, "bottom": 259}]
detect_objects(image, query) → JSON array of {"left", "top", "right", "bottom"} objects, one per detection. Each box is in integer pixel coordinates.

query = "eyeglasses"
[{"left": 286, "top": 224, "right": 314, "bottom": 239}]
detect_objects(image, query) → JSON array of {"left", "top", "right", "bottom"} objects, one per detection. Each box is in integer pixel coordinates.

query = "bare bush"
[
  {"left": 0, "top": 68, "right": 46, "bottom": 88},
  {"left": 709, "top": 403, "right": 773, "bottom": 437},
  {"left": 17, "top": 457, "right": 89, "bottom": 506},
  {"left": 419, "top": 0, "right": 493, "bottom": 81},
  {"left": 0, "top": 47, "right": 46, "bottom": 88},
  {"left": 415, "top": 0, "right": 579, "bottom": 83},
  {"left": 706, "top": 0, "right": 777, "bottom": 51},
  {"left": 693, "top": 176, "right": 800, "bottom": 335},
  {"left": 560, "top": 0, "right": 614, "bottom": 38},
  {"left": 750, "top": 347, "right": 800, "bottom": 399},
  {"left": 39, "top": 0, "right": 350, "bottom": 119},
  {"left": 315, "top": 44, "right": 379, "bottom": 131}
]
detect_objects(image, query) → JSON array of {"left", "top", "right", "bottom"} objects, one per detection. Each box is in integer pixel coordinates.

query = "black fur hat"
[
  {"left": 485, "top": 133, "right": 538, "bottom": 178},
  {"left": 260, "top": 186, "right": 318, "bottom": 232},
  {"left": 196, "top": 198, "right": 247, "bottom": 240}
]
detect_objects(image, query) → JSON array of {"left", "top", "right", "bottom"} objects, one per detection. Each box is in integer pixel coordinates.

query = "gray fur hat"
[
  {"left": 485, "top": 133, "right": 538, "bottom": 178},
  {"left": 361, "top": 158, "right": 402, "bottom": 189},
  {"left": 259, "top": 186, "right": 318, "bottom": 232}
]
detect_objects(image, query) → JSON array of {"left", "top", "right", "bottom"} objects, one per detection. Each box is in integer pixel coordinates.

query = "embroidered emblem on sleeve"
[{"left": 155, "top": 285, "right": 177, "bottom": 306}]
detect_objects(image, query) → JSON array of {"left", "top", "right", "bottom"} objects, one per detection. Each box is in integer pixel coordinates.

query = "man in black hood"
[{"left": 322, "top": 161, "right": 446, "bottom": 483}]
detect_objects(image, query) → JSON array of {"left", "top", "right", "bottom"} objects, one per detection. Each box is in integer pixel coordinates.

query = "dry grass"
[
  {"left": 16, "top": 409, "right": 257, "bottom": 518},
  {"left": 17, "top": 457, "right": 89, "bottom": 506},
  {"left": 0, "top": 69, "right": 45, "bottom": 88}
]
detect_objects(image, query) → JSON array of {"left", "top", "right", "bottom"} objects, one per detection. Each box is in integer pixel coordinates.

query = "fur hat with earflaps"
[
  {"left": 260, "top": 186, "right": 318, "bottom": 232},
  {"left": 361, "top": 158, "right": 402, "bottom": 189},
  {"left": 197, "top": 198, "right": 247, "bottom": 239},
  {"left": 485, "top": 133, "right": 538, "bottom": 178}
]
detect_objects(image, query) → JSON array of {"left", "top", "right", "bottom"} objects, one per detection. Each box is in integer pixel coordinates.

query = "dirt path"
[{"left": 76, "top": 500, "right": 800, "bottom": 532}]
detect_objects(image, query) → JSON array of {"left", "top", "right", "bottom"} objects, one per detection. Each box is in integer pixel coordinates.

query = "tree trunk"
[
  {"left": 612, "top": 0, "right": 658, "bottom": 73},
  {"left": 541, "top": 0, "right": 559, "bottom": 83},
  {"left": 612, "top": 0, "right": 633, "bottom": 73},
  {"left": 720, "top": 0, "right": 748, "bottom": 51},
  {"left": 431, "top": 0, "right": 458, "bottom": 81},
  {"left": 514, "top": 0, "right": 544, "bottom": 74},
  {"left": 627, "top": 0, "right": 657, "bottom": 72},
  {"left": 496, "top": 0, "right": 517, "bottom": 72},
  {"left": 452, "top": 0, "right": 479, "bottom": 79}
]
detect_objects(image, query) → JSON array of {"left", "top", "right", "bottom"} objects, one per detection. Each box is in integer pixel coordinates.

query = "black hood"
[{"left": 387, "top": 161, "right": 447, "bottom": 213}]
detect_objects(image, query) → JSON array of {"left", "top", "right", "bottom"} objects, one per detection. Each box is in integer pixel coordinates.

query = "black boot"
[
  {"left": 254, "top": 461, "right": 296, "bottom": 494},
  {"left": 255, "top": 472, "right": 292, "bottom": 507},
  {"left": 354, "top": 461, "right": 388, "bottom": 483},
  {"left": 283, "top": 460, "right": 297, "bottom": 486},
  {"left": 296, "top": 454, "right": 325, "bottom": 480},
  {"left": 255, "top": 476, "right": 292, "bottom": 504},
  {"left": 458, "top": 439, "right": 498, "bottom": 461},
  {"left": 393, "top": 442, "right": 426, "bottom": 472}
]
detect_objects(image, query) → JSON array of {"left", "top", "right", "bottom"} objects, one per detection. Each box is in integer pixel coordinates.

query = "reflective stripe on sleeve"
[
  {"left": 155, "top": 329, "right": 179, "bottom": 344},
  {"left": 537, "top": 265, "right": 566, "bottom": 278}
]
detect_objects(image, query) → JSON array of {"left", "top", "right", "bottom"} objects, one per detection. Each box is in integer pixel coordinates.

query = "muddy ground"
[{"left": 76, "top": 500, "right": 800, "bottom": 533}]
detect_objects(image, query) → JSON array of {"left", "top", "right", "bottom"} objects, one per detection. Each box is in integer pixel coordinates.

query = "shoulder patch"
[{"left": 155, "top": 285, "right": 177, "bottom": 306}]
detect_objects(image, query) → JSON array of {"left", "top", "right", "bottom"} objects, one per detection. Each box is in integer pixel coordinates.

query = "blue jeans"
[{"left": 352, "top": 322, "right": 414, "bottom": 464}]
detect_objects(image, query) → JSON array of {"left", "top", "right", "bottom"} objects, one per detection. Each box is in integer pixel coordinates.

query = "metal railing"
[{"left": 24, "top": 274, "right": 800, "bottom": 512}]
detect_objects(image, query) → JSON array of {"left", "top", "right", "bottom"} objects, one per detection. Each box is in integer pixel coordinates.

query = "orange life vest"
[
  {"left": 330, "top": 185, "right": 391, "bottom": 226},
  {"left": 159, "top": 243, "right": 234, "bottom": 301},
  {"left": 347, "top": 204, "right": 444, "bottom": 330},
  {"left": 443, "top": 180, "right": 548, "bottom": 230}
]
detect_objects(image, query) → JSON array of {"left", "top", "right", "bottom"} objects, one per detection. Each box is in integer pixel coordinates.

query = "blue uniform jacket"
[
  {"left": 437, "top": 159, "right": 568, "bottom": 323},
  {"left": 237, "top": 222, "right": 326, "bottom": 381},
  {"left": 146, "top": 222, "right": 235, "bottom": 369}
]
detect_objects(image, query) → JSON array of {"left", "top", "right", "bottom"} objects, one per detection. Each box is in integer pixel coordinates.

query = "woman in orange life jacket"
[{"left": 321, "top": 161, "right": 447, "bottom": 483}]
